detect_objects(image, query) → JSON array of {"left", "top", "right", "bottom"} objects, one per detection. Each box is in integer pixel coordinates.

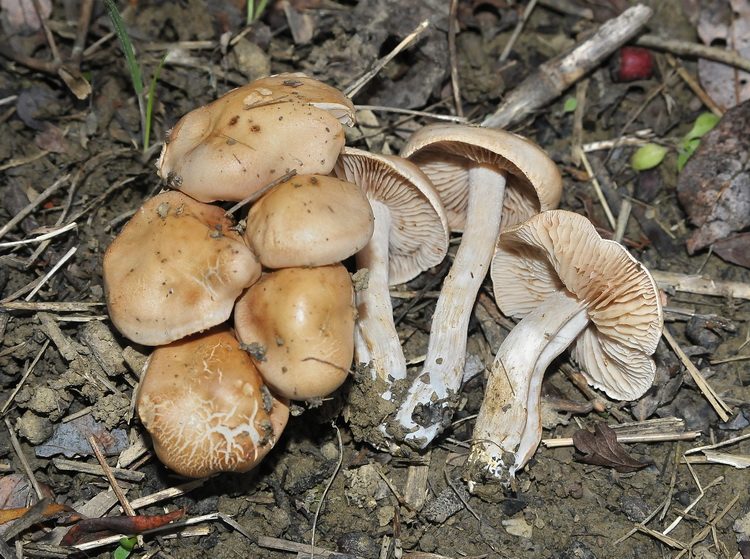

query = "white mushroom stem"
[
  {"left": 465, "top": 290, "right": 589, "bottom": 487},
  {"left": 354, "top": 201, "right": 407, "bottom": 398},
  {"left": 392, "top": 164, "right": 507, "bottom": 447}
]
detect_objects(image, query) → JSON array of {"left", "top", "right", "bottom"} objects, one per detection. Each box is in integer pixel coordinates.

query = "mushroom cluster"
[
  {"left": 104, "top": 73, "right": 373, "bottom": 477},
  {"left": 104, "top": 72, "right": 663, "bottom": 489}
]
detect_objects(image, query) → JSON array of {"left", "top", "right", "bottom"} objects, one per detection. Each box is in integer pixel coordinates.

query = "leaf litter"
[{"left": 0, "top": 0, "right": 749, "bottom": 558}]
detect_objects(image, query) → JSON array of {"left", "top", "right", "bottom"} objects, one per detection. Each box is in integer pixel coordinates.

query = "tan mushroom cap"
[
  {"left": 401, "top": 122, "right": 562, "bottom": 231},
  {"left": 333, "top": 147, "right": 449, "bottom": 285},
  {"left": 234, "top": 264, "right": 356, "bottom": 400},
  {"left": 156, "top": 73, "right": 354, "bottom": 203},
  {"left": 492, "top": 210, "right": 663, "bottom": 399},
  {"left": 136, "top": 326, "right": 290, "bottom": 478},
  {"left": 245, "top": 174, "right": 374, "bottom": 269},
  {"left": 242, "top": 73, "right": 355, "bottom": 125},
  {"left": 103, "top": 190, "right": 261, "bottom": 346}
]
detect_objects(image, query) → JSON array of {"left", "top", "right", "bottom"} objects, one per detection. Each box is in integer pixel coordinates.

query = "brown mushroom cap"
[
  {"left": 244, "top": 174, "right": 374, "bottom": 269},
  {"left": 240, "top": 73, "right": 355, "bottom": 125},
  {"left": 401, "top": 122, "right": 562, "bottom": 231},
  {"left": 234, "top": 264, "right": 356, "bottom": 400},
  {"left": 136, "top": 326, "right": 289, "bottom": 478},
  {"left": 103, "top": 190, "right": 261, "bottom": 346},
  {"left": 492, "top": 210, "right": 664, "bottom": 399},
  {"left": 156, "top": 73, "right": 354, "bottom": 203}
]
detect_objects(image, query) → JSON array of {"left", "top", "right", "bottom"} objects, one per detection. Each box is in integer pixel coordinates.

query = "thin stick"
[
  {"left": 662, "top": 475, "right": 723, "bottom": 535},
  {"left": 612, "top": 197, "right": 632, "bottom": 245},
  {"left": 664, "top": 53, "right": 723, "bottom": 117},
  {"left": 257, "top": 536, "right": 345, "bottom": 557},
  {"left": 636, "top": 34, "right": 750, "bottom": 74},
  {"left": 72, "top": 512, "right": 228, "bottom": 552},
  {"left": 673, "top": 493, "right": 739, "bottom": 559},
  {"left": 448, "top": 0, "right": 463, "bottom": 117},
  {"left": 224, "top": 169, "right": 296, "bottom": 217},
  {"left": 24, "top": 246, "right": 77, "bottom": 301},
  {"left": 482, "top": 5, "right": 653, "bottom": 128},
  {"left": 650, "top": 270, "right": 750, "bottom": 300},
  {"left": 353, "top": 105, "right": 466, "bottom": 122},
  {"left": 310, "top": 423, "right": 343, "bottom": 558},
  {"left": 0, "top": 222, "right": 78, "bottom": 248},
  {"left": 499, "top": 0, "right": 538, "bottom": 61},
  {"left": 542, "top": 431, "right": 701, "bottom": 448},
  {"left": 684, "top": 431, "right": 750, "bottom": 456},
  {"left": 579, "top": 150, "right": 616, "bottom": 229},
  {"left": 89, "top": 436, "right": 136, "bottom": 516},
  {"left": 662, "top": 327, "right": 731, "bottom": 422},
  {"left": 128, "top": 479, "right": 206, "bottom": 510},
  {"left": 0, "top": 339, "right": 50, "bottom": 415},
  {"left": 344, "top": 19, "right": 430, "bottom": 99},
  {"left": 0, "top": 150, "right": 50, "bottom": 172},
  {"left": 0, "top": 174, "right": 69, "bottom": 242},
  {"left": 5, "top": 417, "right": 44, "bottom": 501},
  {"left": 0, "top": 301, "right": 104, "bottom": 312}
]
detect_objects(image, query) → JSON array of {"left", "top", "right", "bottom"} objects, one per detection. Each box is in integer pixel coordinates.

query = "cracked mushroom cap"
[
  {"left": 234, "top": 264, "right": 356, "bottom": 401},
  {"left": 136, "top": 326, "right": 290, "bottom": 478},
  {"left": 103, "top": 190, "right": 261, "bottom": 346},
  {"left": 332, "top": 147, "right": 449, "bottom": 285},
  {"left": 401, "top": 122, "right": 562, "bottom": 231},
  {"left": 244, "top": 174, "right": 374, "bottom": 268},
  {"left": 156, "top": 73, "right": 354, "bottom": 203},
  {"left": 491, "top": 210, "right": 664, "bottom": 400}
]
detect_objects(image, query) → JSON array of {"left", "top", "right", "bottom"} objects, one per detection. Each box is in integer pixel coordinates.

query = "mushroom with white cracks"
[
  {"left": 244, "top": 174, "right": 374, "bottom": 269},
  {"left": 103, "top": 190, "right": 261, "bottom": 346},
  {"left": 136, "top": 326, "right": 290, "bottom": 478},
  {"left": 390, "top": 123, "right": 562, "bottom": 449},
  {"left": 234, "top": 264, "right": 356, "bottom": 401},
  {"left": 157, "top": 72, "right": 355, "bottom": 203},
  {"left": 464, "top": 210, "right": 664, "bottom": 488},
  {"left": 331, "top": 148, "right": 449, "bottom": 402}
]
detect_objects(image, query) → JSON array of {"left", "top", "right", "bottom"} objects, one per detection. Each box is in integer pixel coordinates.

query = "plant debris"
[{"left": 572, "top": 423, "right": 651, "bottom": 473}]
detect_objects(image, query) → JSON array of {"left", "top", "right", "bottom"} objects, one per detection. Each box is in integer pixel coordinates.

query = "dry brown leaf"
[
  {"left": 0, "top": 503, "right": 75, "bottom": 525},
  {"left": 572, "top": 423, "right": 650, "bottom": 473},
  {"left": 713, "top": 232, "right": 750, "bottom": 268}
]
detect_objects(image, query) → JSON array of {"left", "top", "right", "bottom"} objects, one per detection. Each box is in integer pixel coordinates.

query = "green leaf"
[
  {"left": 114, "top": 546, "right": 132, "bottom": 559},
  {"left": 100, "top": 0, "right": 143, "bottom": 96},
  {"left": 683, "top": 113, "right": 720, "bottom": 143},
  {"left": 119, "top": 537, "right": 137, "bottom": 551},
  {"left": 563, "top": 97, "right": 578, "bottom": 113},
  {"left": 677, "top": 137, "right": 701, "bottom": 172},
  {"left": 631, "top": 143, "right": 669, "bottom": 171},
  {"left": 144, "top": 51, "right": 169, "bottom": 151}
]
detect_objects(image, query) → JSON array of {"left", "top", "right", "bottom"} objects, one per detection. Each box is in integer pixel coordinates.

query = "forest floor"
[{"left": 1, "top": 0, "right": 749, "bottom": 558}]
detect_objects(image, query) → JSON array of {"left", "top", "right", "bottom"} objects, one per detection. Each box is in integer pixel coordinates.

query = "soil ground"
[{"left": 1, "top": 1, "right": 749, "bottom": 558}]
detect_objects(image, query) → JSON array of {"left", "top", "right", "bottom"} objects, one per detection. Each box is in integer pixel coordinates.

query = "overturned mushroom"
[
  {"left": 234, "top": 264, "right": 356, "bottom": 401},
  {"left": 332, "top": 148, "right": 449, "bottom": 404},
  {"left": 157, "top": 73, "right": 355, "bottom": 203},
  {"left": 245, "top": 173, "right": 374, "bottom": 269},
  {"left": 136, "top": 326, "right": 289, "bottom": 478},
  {"left": 391, "top": 123, "right": 562, "bottom": 449},
  {"left": 465, "top": 210, "right": 663, "bottom": 488},
  {"left": 103, "top": 190, "right": 261, "bottom": 346}
]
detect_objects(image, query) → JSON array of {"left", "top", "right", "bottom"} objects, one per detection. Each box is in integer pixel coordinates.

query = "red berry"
[{"left": 614, "top": 46, "right": 654, "bottom": 82}]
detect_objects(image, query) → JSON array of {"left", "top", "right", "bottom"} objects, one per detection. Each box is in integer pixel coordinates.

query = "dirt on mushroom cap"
[
  {"left": 136, "top": 326, "right": 290, "bottom": 478},
  {"left": 103, "top": 190, "right": 261, "bottom": 346}
]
